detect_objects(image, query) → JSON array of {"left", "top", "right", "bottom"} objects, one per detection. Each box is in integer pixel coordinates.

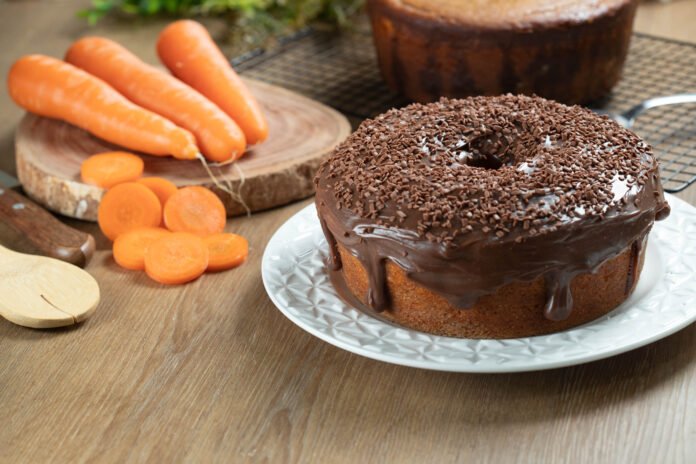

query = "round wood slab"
[{"left": 15, "top": 79, "right": 351, "bottom": 221}]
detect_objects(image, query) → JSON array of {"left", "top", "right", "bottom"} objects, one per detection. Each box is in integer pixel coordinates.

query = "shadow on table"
[
  {"left": 237, "top": 301, "right": 694, "bottom": 429},
  {"left": 337, "top": 324, "right": 695, "bottom": 425}
]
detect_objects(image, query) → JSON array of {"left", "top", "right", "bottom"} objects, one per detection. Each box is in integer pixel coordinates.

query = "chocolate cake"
[
  {"left": 367, "top": 0, "right": 638, "bottom": 104},
  {"left": 315, "top": 95, "right": 670, "bottom": 339}
]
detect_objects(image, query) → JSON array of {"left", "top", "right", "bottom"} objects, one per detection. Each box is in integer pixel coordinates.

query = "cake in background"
[{"left": 367, "top": 0, "right": 638, "bottom": 104}]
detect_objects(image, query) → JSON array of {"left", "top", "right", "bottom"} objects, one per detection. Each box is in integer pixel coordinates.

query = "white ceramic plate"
[{"left": 262, "top": 194, "right": 696, "bottom": 373}]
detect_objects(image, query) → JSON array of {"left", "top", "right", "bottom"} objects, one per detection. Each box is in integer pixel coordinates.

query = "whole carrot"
[
  {"left": 7, "top": 55, "right": 198, "bottom": 160},
  {"left": 66, "top": 37, "right": 246, "bottom": 163},
  {"left": 157, "top": 20, "right": 269, "bottom": 146}
]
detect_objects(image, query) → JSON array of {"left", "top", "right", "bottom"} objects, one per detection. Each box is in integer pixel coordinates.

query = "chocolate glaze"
[
  {"left": 625, "top": 236, "right": 644, "bottom": 295},
  {"left": 318, "top": 192, "right": 659, "bottom": 320},
  {"left": 315, "top": 96, "right": 670, "bottom": 321}
]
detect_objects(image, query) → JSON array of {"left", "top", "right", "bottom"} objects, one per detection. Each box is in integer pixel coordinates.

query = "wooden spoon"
[{"left": 0, "top": 245, "right": 99, "bottom": 328}]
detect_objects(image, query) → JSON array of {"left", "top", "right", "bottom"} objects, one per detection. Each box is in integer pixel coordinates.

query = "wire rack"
[{"left": 234, "top": 26, "right": 696, "bottom": 193}]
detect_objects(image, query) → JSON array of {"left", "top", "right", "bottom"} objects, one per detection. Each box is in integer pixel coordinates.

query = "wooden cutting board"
[{"left": 15, "top": 79, "right": 351, "bottom": 221}]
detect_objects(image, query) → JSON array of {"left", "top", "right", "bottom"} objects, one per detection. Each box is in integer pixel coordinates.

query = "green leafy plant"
[{"left": 79, "top": 0, "right": 364, "bottom": 50}]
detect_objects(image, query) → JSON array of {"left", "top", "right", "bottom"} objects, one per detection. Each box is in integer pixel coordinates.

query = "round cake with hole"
[{"left": 315, "top": 95, "right": 670, "bottom": 338}]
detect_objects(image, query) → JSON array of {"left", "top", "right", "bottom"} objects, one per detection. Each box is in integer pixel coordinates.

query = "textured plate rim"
[{"left": 262, "top": 194, "right": 696, "bottom": 373}]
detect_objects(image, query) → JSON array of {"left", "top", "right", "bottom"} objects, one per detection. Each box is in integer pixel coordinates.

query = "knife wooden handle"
[{"left": 0, "top": 186, "right": 95, "bottom": 267}]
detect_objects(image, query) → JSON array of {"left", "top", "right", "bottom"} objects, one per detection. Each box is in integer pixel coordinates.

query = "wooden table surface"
[{"left": 0, "top": 2, "right": 694, "bottom": 463}]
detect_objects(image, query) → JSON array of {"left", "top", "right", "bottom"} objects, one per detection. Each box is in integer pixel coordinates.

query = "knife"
[{"left": 0, "top": 170, "right": 95, "bottom": 267}]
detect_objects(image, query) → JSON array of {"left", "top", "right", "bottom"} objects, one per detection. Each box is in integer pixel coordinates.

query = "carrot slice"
[
  {"left": 204, "top": 233, "right": 249, "bottom": 272},
  {"left": 136, "top": 177, "right": 178, "bottom": 207},
  {"left": 113, "top": 227, "right": 170, "bottom": 270},
  {"left": 144, "top": 232, "right": 208, "bottom": 285},
  {"left": 98, "top": 182, "right": 162, "bottom": 240},
  {"left": 81, "top": 151, "right": 144, "bottom": 189},
  {"left": 163, "top": 186, "right": 226, "bottom": 236}
]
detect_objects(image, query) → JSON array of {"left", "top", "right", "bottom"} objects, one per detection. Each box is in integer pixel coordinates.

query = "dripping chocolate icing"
[{"left": 315, "top": 95, "right": 670, "bottom": 321}]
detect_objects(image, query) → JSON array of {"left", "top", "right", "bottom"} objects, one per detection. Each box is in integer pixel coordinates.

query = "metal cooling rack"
[{"left": 234, "top": 27, "right": 696, "bottom": 193}]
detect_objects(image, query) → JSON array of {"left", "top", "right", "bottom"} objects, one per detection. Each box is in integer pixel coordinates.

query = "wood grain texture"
[
  {"left": 0, "top": 185, "right": 94, "bottom": 266},
  {"left": 0, "top": 245, "right": 99, "bottom": 328},
  {"left": 15, "top": 79, "right": 351, "bottom": 221},
  {"left": 0, "top": 1, "right": 694, "bottom": 463}
]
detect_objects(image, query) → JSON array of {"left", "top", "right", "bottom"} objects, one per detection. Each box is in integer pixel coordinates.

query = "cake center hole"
[
  {"left": 461, "top": 136, "right": 515, "bottom": 170},
  {"left": 465, "top": 154, "right": 504, "bottom": 170}
]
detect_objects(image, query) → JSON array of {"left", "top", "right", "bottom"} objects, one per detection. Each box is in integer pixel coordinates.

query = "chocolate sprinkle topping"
[{"left": 321, "top": 95, "right": 656, "bottom": 244}]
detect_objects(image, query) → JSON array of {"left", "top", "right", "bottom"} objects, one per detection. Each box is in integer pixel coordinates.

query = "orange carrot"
[
  {"left": 113, "top": 227, "right": 170, "bottom": 270},
  {"left": 98, "top": 182, "right": 162, "bottom": 240},
  {"left": 163, "top": 186, "right": 226, "bottom": 236},
  {"left": 144, "top": 232, "right": 208, "bottom": 284},
  {"left": 81, "top": 151, "right": 144, "bottom": 188},
  {"left": 136, "top": 177, "right": 178, "bottom": 208},
  {"left": 7, "top": 55, "right": 198, "bottom": 160},
  {"left": 66, "top": 37, "right": 246, "bottom": 162},
  {"left": 157, "top": 20, "right": 269, "bottom": 146},
  {"left": 204, "top": 233, "right": 249, "bottom": 272}
]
